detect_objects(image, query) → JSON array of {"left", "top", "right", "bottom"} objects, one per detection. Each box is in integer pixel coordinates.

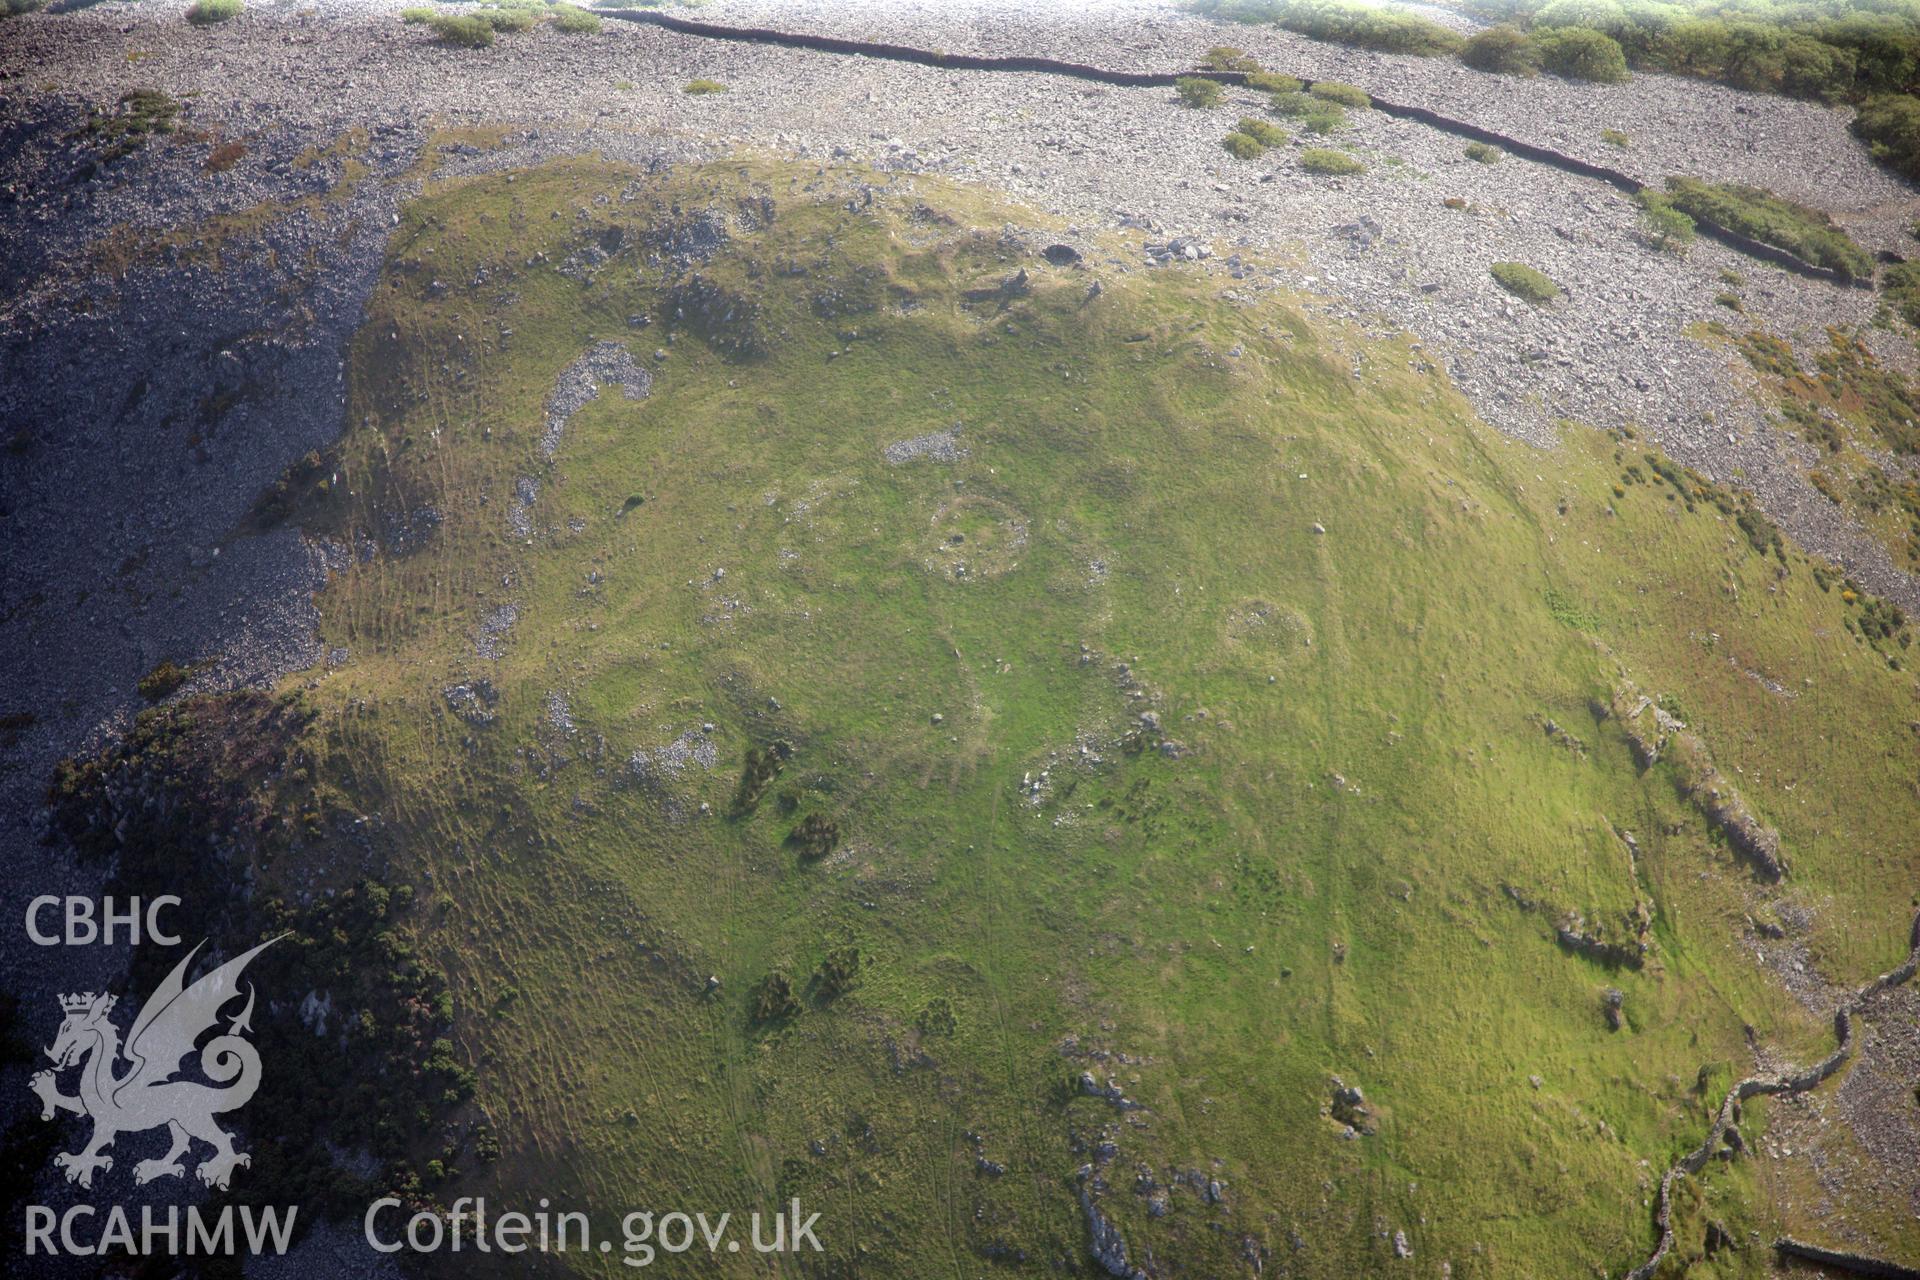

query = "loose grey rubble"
[
  {"left": 628, "top": 728, "right": 720, "bottom": 782},
  {"left": 542, "top": 340, "right": 652, "bottom": 459},
  {"left": 883, "top": 425, "right": 967, "bottom": 465}
]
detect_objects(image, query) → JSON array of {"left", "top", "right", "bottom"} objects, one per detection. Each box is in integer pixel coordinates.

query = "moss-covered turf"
[{"left": 239, "top": 155, "right": 1919, "bottom": 1276}]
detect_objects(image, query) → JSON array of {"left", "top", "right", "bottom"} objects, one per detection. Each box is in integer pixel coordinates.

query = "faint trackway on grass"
[
  {"left": 1625, "top": 908, "right": 1920, "bottom": 1280},
  {"left": 599, "top": 7, "right": 1864, "bottom": 287}
]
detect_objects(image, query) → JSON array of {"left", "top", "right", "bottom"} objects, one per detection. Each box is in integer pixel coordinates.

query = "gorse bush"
[
  {"left": 750, "top": 971, "right": 800, "bottom": 1024},
  {"left": 1454, "top": 0, "right": 1920, "bottom": 105},
  {"left": 1856, "top": 93, "right": 1920, "bottom": 181},
  {"left": 1246, "top": 70, "right": 1304, "bottom": 93},
  {"left": 478, "top": 4, "right": 538, "bottom": 33},
  {"left": 186, "top": 0, "right": 240, "bottom": 25},
  {"left": 1663, "top": 176, "right": 1874, "bottom": 279},
  {"left": 1299, "top": 147, "right": 1365, "bottom": 175},
  {"left": 1223, "top": 131, "right": 1267, "bottom": 159},
  {"left": 1491, "top": 261, "right": 1560, "bottom": 302},
  {"left": 1211, "top": 0, "right": 1920, "bottom": 183},
  {"left": 1309, "top": 80, "right": 1371, "bottom": 108},
  {"left": 1195, "top": 0, "right": 1463, "bottom": 57},
  {"left": 1635, "top": 192, "right": 1696, "bottom": 253},
  {"left": 1176, "top": 76, "right": 1227, "bottom": 108},
  {"left": 1204, "top": 44, "right": 1262, "bottom": 72},
  {"left": 788, "top": 812, "right": 841, "bottom": 862},
  {"left": 1883, "top": 259, "right": 1920, "bottom": 326},
  {"left": 1534, "top": 26, "right": 1630, "bottom": 81},
  {"left": 1270, "top": 90, "right": 1347, "bottom": 132},
  {"left": 429, "top": 13, "right": 494, "bottom": 46},
  {"left": 1462, "top": 25, "right": 1537, "bottom": 74},
  {"left": 77, "top": 89, "right": 180, "bottom": 164},
  {"left": 138, "top": 660, "right": 194, "bottom": 702},
  {"left": 1237, "top": 116, "right": 1289, "bottom": 147},
  {"left": 551, "top": 4, "right": 601, "bottom": 33},
  {"left": 814, "top": 946, "right": 861, "bottom": 999}
]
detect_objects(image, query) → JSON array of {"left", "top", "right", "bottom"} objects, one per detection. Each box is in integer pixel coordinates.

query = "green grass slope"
[{"left": 260, "top": 155, "right": 1919, "bottom": 1277}]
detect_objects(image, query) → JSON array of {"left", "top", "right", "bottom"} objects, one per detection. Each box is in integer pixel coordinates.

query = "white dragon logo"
[{"left": 29, "top": 937, "right": 281, "bottom": 1191}]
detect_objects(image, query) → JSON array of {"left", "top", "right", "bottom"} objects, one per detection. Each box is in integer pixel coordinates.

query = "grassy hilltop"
[{"left": 115, "top": 154, "right": 1920, "bottom": 1276}]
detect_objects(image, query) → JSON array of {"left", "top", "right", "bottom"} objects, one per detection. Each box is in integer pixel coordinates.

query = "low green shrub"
[
  {"left": 1203, "top": 44, "right": 1262, "bottom": 73},
  {"left": 186, "top": 0, "right": 240, "bottom": 25},
  {"left": 77, "top": 89, "right": 181, "bottom": 163},
  {"left": 1309, "top": 80, "right": 1370, "bottom": 108},
  {"left": 1882, "top": 260, "right": 1920, "bottom": 327},
  {"left": 1464, "top": 141, "right": 1501, "bottom": 164},
  {"left": 551, "top": 4, "right": 600, "bottom": 34},
  {"left": 401, "top": 6, "right": 435, "bottom": 23},
  {"left": 1246, "top": 71, "right": 1303, "bottom": 93},
  {"left": 1635, "top": 192, "right": 1696, "bottom": 253},
  {"left": 1299, "top": 148, "right": 1365, "bottom": 176},
  {"left": 138, "top": 660, "right": 195, "bottom": 702},
  {"left": 750, "top": 971, "right": 800, "bottom": 1023},
  {"left": 1462, "top": 26, "right": 1535, "bottom": 74},
  {"left": 1195, "top": 0, "right": 1462, "bottom": 57},
  {"left": 1601, "top": 127, "right": 1630, "bottom": 147},
  {"left": 478, "top": 5, "right": 537, "bottom": 33},
  {"left": 1854, "top": 94, "right": 1920, "bottom": 183},
  {"left": 789, "top": 812, "right": 841, "bottom": 862},
  {"left": 1663, "top": 176, "right": 1873, "bottom": 280},
  {"left": 730, "top": 741, "right": 789, "bottom": 814},
  {"left": 1222, "top": 131, "right": 1266, "bottom": 160},
  {"left": 683, "top": 78, "right": 728, "bottom": 95},
  {"left": 1236, "top": 116, "right": 1288, "bottom": 147},
  {"left": 1491, "top": 261, "right": 1560, "bottom": 303},
  {"left": 1534, "top": 27, "right": 1628, "bottom": 83},
  {"left": 814, "top": 946, "right": 861, "bottom": 999},
  {"left": 1176, "top": 76, "right": 1226, "bottom": 108},
  {"left": 1271, "top": 90, "right": 1346, "bottom": 132},
  {"left": 429, "top": 13, "right": 494, "bottom": 46}
]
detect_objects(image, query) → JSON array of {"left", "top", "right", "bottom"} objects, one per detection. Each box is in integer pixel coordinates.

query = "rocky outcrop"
[
  {"left": 1555, "top": 915, "right": 1647, "bottom": 970},
  {"left": 1079, "top": 1188, "right": 1148, "bottom": 1280},
  {"left": 1606, "top": 684, "right": 1786, "bottom": 882},
  {"left": 1079, "top": 1071, "right": 1147, "bottom": 1111},
  {"left": 1329, "top": 1077, "right": 1374, "bottom": 1134}
]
